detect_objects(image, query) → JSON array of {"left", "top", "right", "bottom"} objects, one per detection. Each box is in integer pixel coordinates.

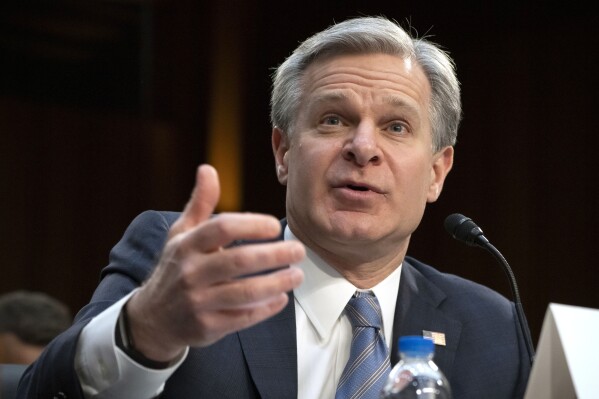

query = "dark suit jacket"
[{"left": 17, "top": 210, "right": 531, "bottom": 398}]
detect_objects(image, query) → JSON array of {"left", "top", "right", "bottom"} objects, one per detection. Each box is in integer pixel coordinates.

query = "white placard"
[{"left": 524, "top": 303, "right": 599, "bottom": 399}]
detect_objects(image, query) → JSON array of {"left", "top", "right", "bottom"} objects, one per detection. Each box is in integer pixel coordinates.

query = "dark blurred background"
[{"left": 1, "top": 0, "right": 597, "bottom": 347}]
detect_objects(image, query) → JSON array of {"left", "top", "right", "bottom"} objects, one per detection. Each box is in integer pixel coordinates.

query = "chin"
[{"left": 326, "top": 214, "right": 388, "bottom": 242}]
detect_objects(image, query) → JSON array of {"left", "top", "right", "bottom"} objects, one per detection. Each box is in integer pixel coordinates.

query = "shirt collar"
[{"left": 286, "top": 226, "right": 401, "bottom": 343}]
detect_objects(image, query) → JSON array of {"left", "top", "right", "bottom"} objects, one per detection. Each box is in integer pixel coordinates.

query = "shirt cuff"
[{"left": 75, "top": 291, "right": 189, "bottom": 399}]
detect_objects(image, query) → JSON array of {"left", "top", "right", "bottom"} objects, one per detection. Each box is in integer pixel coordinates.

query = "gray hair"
[{"left": 270, "top": 16, "right": 461, "bottom": 152}]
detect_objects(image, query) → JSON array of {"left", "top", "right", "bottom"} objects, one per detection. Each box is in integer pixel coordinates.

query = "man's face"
[{"left": 273, "top": 53, "right": 453, "bottom": 260}]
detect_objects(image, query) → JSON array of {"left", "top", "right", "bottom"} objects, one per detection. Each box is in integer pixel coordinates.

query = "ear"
[
  {"left": 427, "top": 146, "right": 454, "bottom": 203},
  {"left": 272, "top": 127, "right": 290, "bottom": 185}
]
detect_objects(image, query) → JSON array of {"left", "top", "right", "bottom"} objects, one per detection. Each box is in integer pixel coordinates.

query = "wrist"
[{"left": 115, "top": 301, "right": 176, "bottom": 369}]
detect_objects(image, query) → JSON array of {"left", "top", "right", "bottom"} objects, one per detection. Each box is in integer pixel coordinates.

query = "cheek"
[
  {"left": 292, "top": 138, "right": 339, "bottom": 175},
  {"left": 392, "top": 159, "right": 433, "bottom": 199},
  {"left": 287, "top": 143, "right": 338, "bottom": 199}
]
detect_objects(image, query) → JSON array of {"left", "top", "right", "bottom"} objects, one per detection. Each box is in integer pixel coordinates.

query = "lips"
[
  {"left": 347, "top": 184, "right": 369, "bottom": 191},
  {"left": 335, "top": 179, "right": 384, "bottom": 194}
]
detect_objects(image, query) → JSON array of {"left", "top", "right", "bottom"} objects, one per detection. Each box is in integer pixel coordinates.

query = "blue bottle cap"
[{"left": 398, "top": 335, "right": 435, "bottom": 356}]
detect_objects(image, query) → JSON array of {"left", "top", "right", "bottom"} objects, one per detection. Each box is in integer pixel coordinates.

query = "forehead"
[{"left": 300, "top": 52, "right": 431, "bottom": 111}]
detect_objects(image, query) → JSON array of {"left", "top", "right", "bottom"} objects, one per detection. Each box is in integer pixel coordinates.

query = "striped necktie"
[{"left": 335, "top": 291, "right": 391, "bottom": 399}]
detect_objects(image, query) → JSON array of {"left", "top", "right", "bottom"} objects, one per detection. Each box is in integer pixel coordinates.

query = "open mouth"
[
  {"left": 347, "top": 184, "right": 370, "bottom": 192},
  {"left": 335, "top": 179, "right": 383, "bottom": 194}
]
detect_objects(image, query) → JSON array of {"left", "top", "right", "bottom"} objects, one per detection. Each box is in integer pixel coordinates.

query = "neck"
[
  {"left": 288, "top": 222, "right": 408, "bottom": 289},
  {"left": 320, "top": 246, "right": 405, "bottom": 288}
]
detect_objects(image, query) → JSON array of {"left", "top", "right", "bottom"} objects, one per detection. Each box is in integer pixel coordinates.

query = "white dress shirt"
[
  {"left": 75, "top": 227, "right": 401, "bottom": 399},
  {"left": 288, "top": 227, "right": 401, "bottom": 399},
  {"left": 75, "top": 292, "right": 188, "bottom": 399}
]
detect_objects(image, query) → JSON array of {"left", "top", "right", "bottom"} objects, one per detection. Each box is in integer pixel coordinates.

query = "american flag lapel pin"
[{"left": 422, "top": 330, "right": 446, "bottom": 346}]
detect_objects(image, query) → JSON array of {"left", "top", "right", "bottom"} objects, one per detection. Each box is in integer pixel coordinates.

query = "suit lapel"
[
  {"left": 238, "top": 292, "right": 298, "bottom": 399},
  {"left": 391, "top": 260, "right": 462, "bottom": 381}
]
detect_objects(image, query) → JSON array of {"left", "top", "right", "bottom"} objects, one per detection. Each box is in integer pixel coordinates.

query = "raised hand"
[{"left": 126, "top": 165, "right": 305, "bottom": 362}]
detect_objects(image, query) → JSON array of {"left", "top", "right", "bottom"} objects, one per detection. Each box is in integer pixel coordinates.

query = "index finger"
[{"left": 183, "top": 213, "right": 283, "bottom": 252}]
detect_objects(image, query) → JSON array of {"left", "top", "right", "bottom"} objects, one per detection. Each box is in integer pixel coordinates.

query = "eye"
[
  {"left": 388, "top": 122, "right": 407, "bottom": 135},
  {"left": 322, "top": 115, "right": 342, "bottom": 125}
]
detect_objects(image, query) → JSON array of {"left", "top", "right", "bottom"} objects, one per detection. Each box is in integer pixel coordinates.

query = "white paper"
[{"left": 525, "top": 303, "right": 599, "bottom": 399}]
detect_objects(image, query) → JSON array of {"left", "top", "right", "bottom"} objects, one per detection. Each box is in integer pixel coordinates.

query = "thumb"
[{"left": 170, "top": 164, "right": 220, "bottom": 238}]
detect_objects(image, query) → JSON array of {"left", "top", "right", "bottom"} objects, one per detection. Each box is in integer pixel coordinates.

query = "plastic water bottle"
[{"left": 380, "top": 336, "right": 451, "bottom": 399}]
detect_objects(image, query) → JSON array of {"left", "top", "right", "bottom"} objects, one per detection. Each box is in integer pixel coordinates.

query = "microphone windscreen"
[
  {"left": 444, "top": 213, "right": 483, "bottom": 246},
  {"left": 444, "top": 213, "right": 470, "bottom": 238}
]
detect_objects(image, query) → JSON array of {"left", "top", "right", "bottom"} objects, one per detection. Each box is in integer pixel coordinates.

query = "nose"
[{"left": 341, "top": 122, "right": 382, "bottom": 166}]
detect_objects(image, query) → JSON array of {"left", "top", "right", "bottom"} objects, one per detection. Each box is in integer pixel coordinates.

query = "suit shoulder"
[
  {"left": 130, "top": 210, "right": 181, "bottom": 229},
  {"left": 113, "top": 210, "right": 181, "bottom": 251},
  {"left": 404, "top": 256, "right": 513, "bottom": 316}
]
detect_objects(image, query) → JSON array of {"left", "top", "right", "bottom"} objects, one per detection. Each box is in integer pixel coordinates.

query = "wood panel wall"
[{"left": 1, "top": 0, "right": 597, "bottom": 346}]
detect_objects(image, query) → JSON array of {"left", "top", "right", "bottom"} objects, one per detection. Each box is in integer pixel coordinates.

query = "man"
[
  {"left": 17, "top": 16, "right": 531, "bottom": 399},
  {"left": 0, "top": 291, "right": 71, "bottom": 399},
  {"left": 0, "top": 290, "right": 71, "bottom": 365}
]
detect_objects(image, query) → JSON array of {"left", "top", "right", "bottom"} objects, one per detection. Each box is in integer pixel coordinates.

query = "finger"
[
  {"left": 170, "top": 164, "right": 220, "bottom": 237},
  {"left": 185, "top": 240, "right": 305, "bottom": 284},
  {"left": 193, "top": 292, "right": 290, "bottom": 347},
  {"left": 193, "top": 266, "right": 304, "bottom": 310},
  {"left": 220, "top": 292, "right": 290, "bottom": 321},
  {"left": 182, "top": 213, "right": 286, "bottom": 252}
]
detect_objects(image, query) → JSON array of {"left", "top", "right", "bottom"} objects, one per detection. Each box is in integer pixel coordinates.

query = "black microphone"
[{"left": 444, "top": 213, "right": 535, "bottom": 365}]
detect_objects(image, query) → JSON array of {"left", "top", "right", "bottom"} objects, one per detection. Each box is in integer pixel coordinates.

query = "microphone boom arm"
[
  {"left": 481, "top": 242, "right": 535, "bottom": 364},
  {"left": 444, "top": 213, "right": 535, "bottom": 365}
]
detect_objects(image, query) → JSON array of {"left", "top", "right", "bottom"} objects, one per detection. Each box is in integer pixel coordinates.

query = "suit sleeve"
[{"left": 16, "top": 211, "right": 177, "bottom": 399}]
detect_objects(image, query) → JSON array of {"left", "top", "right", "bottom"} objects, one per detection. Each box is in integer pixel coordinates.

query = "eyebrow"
[
  {"left": 381, "top": 94, "right": 421, "bottom": 116},
  {"left": 305, "top": 90, "right": 423, "bottom": 126},
  {"left": 310, "top": 91, "right": 349, "bottom": 105}
]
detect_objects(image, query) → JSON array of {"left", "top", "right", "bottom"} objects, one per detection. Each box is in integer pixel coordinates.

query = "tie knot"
[{"left": 345, "top": 291, "right": 383, "bottom": 330}]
